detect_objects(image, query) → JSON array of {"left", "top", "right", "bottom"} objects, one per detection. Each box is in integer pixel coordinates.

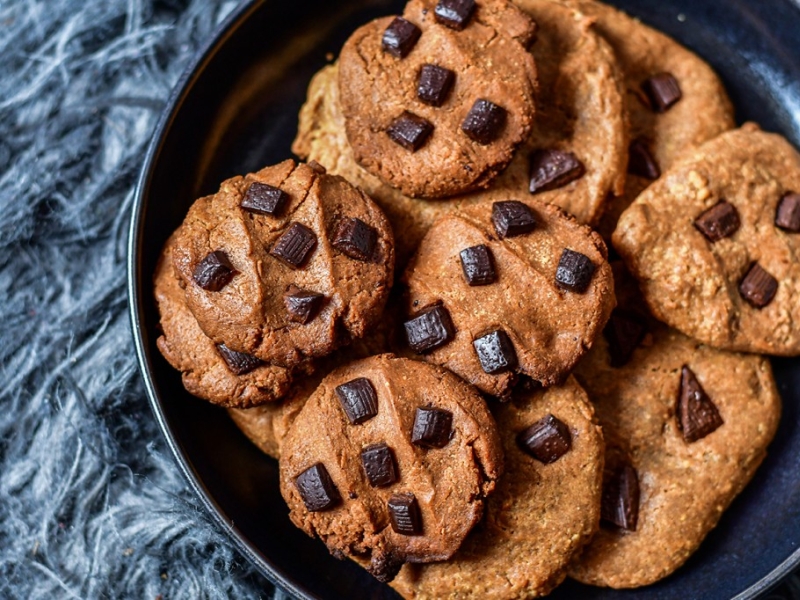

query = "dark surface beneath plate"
[{"left": 129, "top": 1, "right": 800, "bottom": 599}]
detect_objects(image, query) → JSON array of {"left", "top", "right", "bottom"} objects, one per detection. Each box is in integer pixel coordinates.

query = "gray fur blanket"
[{"left": 0, "top": 0, "right": 797, "bottom": 598}]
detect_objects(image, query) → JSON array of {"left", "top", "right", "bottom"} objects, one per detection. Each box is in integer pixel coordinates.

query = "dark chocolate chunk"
[
  {"left": 216, "top": 343, "right": 263, "bottom": 375},
  {"left": 369, "top": 553, "right": 404, "bottom": 583},
  {"left": 404, "top": 305, "right": 456, "bottom": 353},
  {"left": 529, "top": 149, "right": 585, "bottom": 194},
  {"left": 492, "top": 200, "right": 537, "bottom": 238},
  {"left": 694, "top": 201, "right": 741, "bottom": 242},
  {"left": 240, "top": 182, "right": 288, "bottom": 216},
  {"left": 269, "top": 222, "right": 317, "bottom": 268},
  {"left": 417, "top": 64, "right": 455, "bottom": 107},
  {"left": 192, "top": 251, "right": 236, "bottom": 292},
  {"left": 434, "top": 0, "right": 476, "bottom": 30},
  {"left": 642, "top": 72, "right": 682, "bottom": 113},
  {"left": 307, "top": 160, "right": 327, "bottom": 174},
  {"left": 388, "top": 493, "right": 423, "bottom": 535},
  {"left": 461, "top": 99, "right": 506, "bottom": 145},
  {"left": 601, "top": 463, "right": 639, "bottom": 531},
  {"left": 335, "top": 378, "right": 379, "bottom": 425},
  {"left": 387, "top": 111, "right": 433, "bottom": 152},
  {"left": 460, "top": 244, "right": 496, "bottom": 286},
  {"left": 382, "top": 17, "right": 421, "bottom": 58},
  {"left": 412, "top": 406, "right": 453, "bottom": 448},
  {"left": 627, "top": 138, "right": 661, "bottom": 180},
  {"left": 284, "top": 287, "right": 324, "bottom": 324},
  {"left": 555, "top": 249, "right": 596, "bottom": 293},
  {"left": 473, "top": 330, "right": 518, "bottom": 374},
  {"left": 603, "top": 309, "right": 647, "bottom": 368},
  {"left": 332, "top": 217, "right": 377, "bottom": 261},
  {"left": 517, "top": 414, "right": 572, "bottom": 464},
  {"left": 360, "top": 443, "right": 398, "bottom": 488},
  {"left": 739, "top": 263, "right": 778, "bottom": 308},
  {"left": 776, "top": 192, "right": 800, "bottom": 232},
  {"left": 677, "top": 366, "right": 724, "bottom": 443},
  {"left": 295, "top": 463, "right": 341, "bottom": 512}
]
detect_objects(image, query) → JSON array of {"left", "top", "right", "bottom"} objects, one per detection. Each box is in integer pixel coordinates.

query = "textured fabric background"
[{"left": 0, "top": 0, "right": 797, "bottom": 598}]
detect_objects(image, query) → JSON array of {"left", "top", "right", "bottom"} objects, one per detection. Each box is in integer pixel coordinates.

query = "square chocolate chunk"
[
  {"left": 192, "top": 251, "right": 236, "bottom": 291},
  {"left": 404, "top": 305, "right": 456, "bottom": 353},
  {"left": 627, "top": 138, "right": 661, "bottom": 180},
  {"left": 295, "top": 463, "right": 341, "bottom": 512},
  {"left": 529, "top": 149, "right": 585, "bottom": 194},
  {"left": 517, "top": 414, "right": 572, "bottom": 464},
  {"left": 776, "top": 192, "right": 800, "bottom": 232},
  {"left": 361, "top": 443, "right": 398, "bottom": 488},
  {"left": 216, "top": 343, "right": 263, "bottom": 375},
  {"left": 473, "top": 330, "right": 518, "bottom": 374},
  {"left": 335, "top": 377, "right": 379, "bottom": 425},
  {"left": 284, "top": 287, "right": 324, "bottom": 324},
  {"left": 387, "top": 111, "right": 434, "bottom": 152},
  {"left": 240, "top": 182, "right": 288, "bottom": 216},
  {"left": 461, "top": 99, "right": 506, "bottom": 145},
  {"left": 555, "top": 249, "right": 595, "bottom": 293},
  {"left": 332, "top": 217, "right": 377, "bottom": 261},
  {"left": 460, "top": 244, "right": 496, "bottom": 286},
  {"left": 739, "top": 262, "right": 778, "bottom": 308},
  {"left": 388, "top": 493, "right": 423, "bottom": 535},
  {"left": 382, "top": 17, "right": 421, "bottom": 59},
  {"left": 434, "top": 0, "right": 476, "bottom": 30},
  {"left": 270, "top": 222, "right": 317, "bottom": 268},
  {"left": 694, "top": 201, "right": 740, "bottom": 242},
  {"left": 492, "top": 200, "right": 537, "bottom": 238},
  {"left": 642, "top": 72, "right": 682, "bottom": 113},
  {"left": 412, "top": 407, "right": 453, "bottom": 448},
  {"left": 417, "top": 64, "right": 456, "bottom": 107}
]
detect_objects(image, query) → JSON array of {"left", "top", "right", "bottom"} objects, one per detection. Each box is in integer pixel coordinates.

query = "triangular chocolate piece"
[{"left": 677, "top": 366, "right": 724, "bottom": 443}]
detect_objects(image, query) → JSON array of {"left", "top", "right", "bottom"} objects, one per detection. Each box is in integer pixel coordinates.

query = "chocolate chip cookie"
[
  {"left": 568, "top": 264, "right": 781, "bottom": 588},
  {"left": 613, "top": 124, "right": 800, "bottom": 355},
  {"left": 338, "top": 0, "right": 538, "bottom": 198},
  {"left": 391, "top": 375, "right": 603, "bottom": 599},
  {"left": 402, "top": 200, "right": 614, "bottom": 397},
  {"left": 172, "top": 160, "right": 394, "bottom": 368},
  {"left": 279, "top": 354, "right": 503, "bottom": 582}
]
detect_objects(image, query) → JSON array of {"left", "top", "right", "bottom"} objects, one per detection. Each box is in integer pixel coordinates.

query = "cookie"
[
  {"left": 553, "top": 0, "right": 735, "bottom": 238},
  {"left": 154, "top": 232, "right": 300, "bottom": 408},
  {"left": 402, "top": 200, "right": 614, "bottom": 397},
  {"left": 279, "top": 354, "right": 503, "bottom": 582},
  {"left": 568, "top": 265, "right": 781, "bottom": 588},
  {"left": 172, "top": 159, "right": 394, "bottom": 368},
  {"left": 391, "top": 376, "right": 603, "bottom": 599},
  {"left": 338, "top": 0, "right": 538, "bottom": 198},
  {"left": 613, "top": 124, "right": 800, "bottom": 355},
  {"left": 294, "top": 0, "right": 627, "bottom": 262}
]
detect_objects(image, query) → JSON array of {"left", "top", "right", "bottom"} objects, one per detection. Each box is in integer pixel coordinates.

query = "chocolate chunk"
[
  {"left": 295, "top": 463, "right": 341, "bottom": 512},
  {"left": 412, "top": 407, "right": 453, "bottom": 448},
  {"left": 388, "top": 493, "right": 422, "bottom": 535},
  {"left": 382, "top": 17, "right": 421, "bottom": 58},
  {"left": 461, "top": 99, "right": 506, "bottom": 145},
  {"left": 627, "top": 138, "right": 661, "bottom": 180},
  {"left": 434, "top": 0, "right": 476, "bottom": 30},
  {"left": 360, "top": 443, "right": 398, "bottom": 488},
  {"left": 694, "top": 201, "right": 741, "bottom": 242},
  {"left": 417, "top": 64, "right": 455, "bottom": 107},
  {"left": 642, "top": 72, "right": 682, "bottom": 113},
  {"left": 335, "top": 377, "right": 379, "bottom": 425},
  {"left": 307, "top": 160, "right": 327, "bottom": 174},
  {"left": 284, "top": 287, "right": 324, "bottom": 324},
  {"left": 269, "top": 222, "right": 317, "bottom": 268},
  {"left": 517, "top": 414, "right": 572, "bottom": 464},
  {"left": 555, "top": 249, "right": 596, "bottom": 293},
  {"left": 216, "top": 343, "right": 263, "bottom": 375},
  {"left": 370, "top": 553, "right": 404, "bottom": 583},
  {"left": 387, "top": 111, "right": 433, "bottom": 152},
  {"left": 492, "top": 200, "right": 537, "bottom": 238},
  {"left": 776, "top": 192, "right": 800, "bottom": 232},
  {"left": 404, "top": 305, "right": 456, "bottom": 353},
  {"left": 603, "top": 309, "right": 647, "bottom": 368},
  {"left": 240, "top": 182, "right": 288, "bottom": 216},
  {"left": 460, "top": 244, "right": 496, "bottom": 286},
  {"left": 332, "top": 217, "right": 377, "bottom": 261},
  {"left": 739, "top": 263, "right": 778, "bottom": 308},
  {"left": 529, "top": 149, "right": 585, "bottom": 193},
  {"left": 473, "top": 330, "right": 518, "bottom": 374},
  {"left": 677, "top": 366, "right": 724, "bottom": 443},
  {"left": 601, "top": 463, "right": 639, "bottom": 531},
  {"left": 192, "top": 251, "right": 236, "bottom": 291}
]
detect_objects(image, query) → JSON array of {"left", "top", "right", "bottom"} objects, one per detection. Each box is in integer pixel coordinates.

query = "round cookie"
[
  {"left": 402, "top": 199, "right": 614, "bottom": 397},
  {"left": 568, "top": 265, "right": 781, "bottom": 588},
  {"left": 613, "top": 124, "right": 800, "bottom": 355},
  {"left": 172, "top": 159, "right": 394, "bottom": 368},
  {"left": 279, "top": 354, "right": 503, "bottom": 582},
  {"left": 391, "top": 376, "right": 603, "bottom": 600},
  {"left": 338, "top": 0, "right": 538, "bottom": 198},
  {"left": 154, "top": 232, "right": 299, "bottom": 408}
]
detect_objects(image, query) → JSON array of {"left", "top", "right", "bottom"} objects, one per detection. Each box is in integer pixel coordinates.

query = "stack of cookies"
[{"left": 154, "top": 0, "right": 797, "bottom": 596}]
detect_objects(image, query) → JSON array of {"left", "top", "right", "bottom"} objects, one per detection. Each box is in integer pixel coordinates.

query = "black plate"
[{"left": 128, "top": 1, "right": 800, "bottom": 598}]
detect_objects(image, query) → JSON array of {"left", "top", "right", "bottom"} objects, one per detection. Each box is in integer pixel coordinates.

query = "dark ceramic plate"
[{"left": 128, "top": 1, "right": 800, "bottom": 598}]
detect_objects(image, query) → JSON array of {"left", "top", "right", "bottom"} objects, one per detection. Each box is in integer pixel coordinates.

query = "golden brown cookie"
[
  {"left": 613, "top": 124, "right": 800, "bottom": 355},
  {"left": 172, "top": 160, "right": 394, "bottom": 368},
  {"left": 402, "top": 200, "right": 614, "bottom": 397},
  {"left": 154, "top": 233, "right": 300, "bottom": 408},
  {"left": 391, "top": 376, "right": 603, "bottom": 599},
  {"left": 338, "top": 0, "right": 537, "bottom": 198},
  {"left": 279, "top": 354, "right": 503, "bottom": 582}
]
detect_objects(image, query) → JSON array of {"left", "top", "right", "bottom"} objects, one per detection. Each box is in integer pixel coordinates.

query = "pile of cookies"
[{"left": 153, "top": 0, "right": 799, "bottom": 596}]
